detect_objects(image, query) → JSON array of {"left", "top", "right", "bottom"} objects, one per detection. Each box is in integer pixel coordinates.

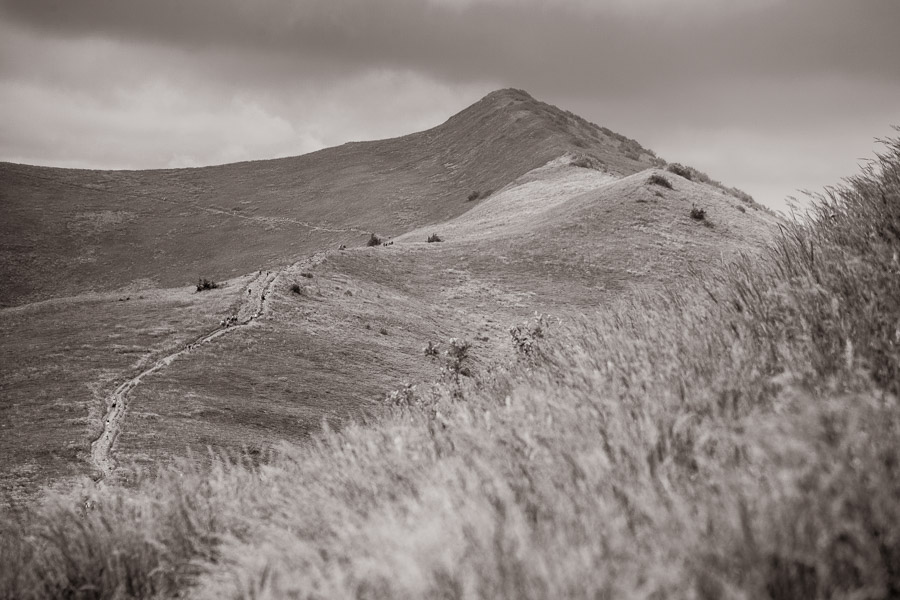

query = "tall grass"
[{"left": 2, "top": 137, "right": 899, "bottom": 599}]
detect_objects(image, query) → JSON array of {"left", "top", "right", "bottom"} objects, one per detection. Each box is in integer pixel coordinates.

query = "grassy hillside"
[
  {"left": 1, "top": 87, "right": 776, "bottom": 504},
  {"left": 0, "top": 89, "right": 672, "bottom": 307},
  {"left": 2, "top": 134, "right": 896, "bottom": 599},
  {"left": 59, "top": 158, "right": 776, "bottom": 491}
]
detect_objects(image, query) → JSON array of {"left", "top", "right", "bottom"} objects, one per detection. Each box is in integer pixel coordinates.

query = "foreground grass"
[{"left": 3, "top": 138, "right": 899, "bottom": 599}]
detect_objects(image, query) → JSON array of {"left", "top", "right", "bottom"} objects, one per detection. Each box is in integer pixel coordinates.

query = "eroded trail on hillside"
[{"left": 89, "top": 269, "right": 279, "bottom": 479}]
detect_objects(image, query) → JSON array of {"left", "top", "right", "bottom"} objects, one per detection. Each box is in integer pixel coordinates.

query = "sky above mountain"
[{"left": 1, "top": 0, "right": 898, "bottom": 211}]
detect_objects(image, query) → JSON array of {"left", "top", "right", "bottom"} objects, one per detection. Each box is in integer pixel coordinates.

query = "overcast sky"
[{"left": 1, "top": 0, "right": 898, "bottom": 211}]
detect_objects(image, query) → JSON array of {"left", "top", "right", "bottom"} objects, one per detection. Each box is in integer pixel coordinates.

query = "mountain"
[
  {"left": 0, "top": 90, "right": 779, "bottom": 501},
  {"left": 0, "top": 89, "right": 664, "bottom": 307}
]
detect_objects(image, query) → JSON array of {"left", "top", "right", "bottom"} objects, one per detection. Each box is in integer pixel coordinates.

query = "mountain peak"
[{"left": 480, "top": 88, "right": 535, "bottom": 103}]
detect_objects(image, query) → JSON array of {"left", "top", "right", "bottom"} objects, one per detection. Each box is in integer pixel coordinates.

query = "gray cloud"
[
  {"left": 3, "top": 0, "right": 898, "bottom": 91},
  {"left": 1, "top": 0, "right": 899, "bottom": 209}
]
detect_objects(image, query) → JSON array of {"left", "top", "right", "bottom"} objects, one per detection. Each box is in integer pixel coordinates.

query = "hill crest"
[{"left": 0, "top": 88, "right": 678, "bottom": 306}]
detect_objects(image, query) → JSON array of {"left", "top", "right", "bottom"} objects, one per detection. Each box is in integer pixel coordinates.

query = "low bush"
[
  {"left": 509, "top": 313, "right": 550, "bottom": 358},
  {"left": 366, "top": 233, "right": 382, "bottom": 247},
  {"left": 570, "top": 156, "right": 595, "bottom": 169},
  {"left": 427, "top": 233, "right": 442, "bottom": 243},
  {"left": 300, "top": 272, "right": 313, "bottom": 279},
  {"left": 648, "top": 173, "right": 672, "bottom": 189},
  {"left": 290, "top": 283, "right": 302, "bottom": 294},
  {"left": 667, "top": 162, "right": 693, "bottom": 180},
  {"left": 467, "top": 191, "right": 481, "bottom": 202},
  {"left": 196, "top": 277, "right": 218, "bottom": 292},
  {"left": 441, "top": 337, "right": 472, "bottom": 383},
  {"left": 690, "top": 206, "right": 706, "bottom": 220}
]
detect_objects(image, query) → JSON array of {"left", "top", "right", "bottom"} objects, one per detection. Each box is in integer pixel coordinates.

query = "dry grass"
[
  {"left": 3, "top": 138, "right": 898, "bottom": 598},
  {"left": 0, "top": 282, "right": 241, "bottom": 502}
]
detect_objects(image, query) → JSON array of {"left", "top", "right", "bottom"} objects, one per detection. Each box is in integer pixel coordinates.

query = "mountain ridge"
[
  {"left": 0, "top": 89, "right": 779, "bottom": 501},
  {"left": 1, "top": 88, "right": 655, "bottom": 306}
]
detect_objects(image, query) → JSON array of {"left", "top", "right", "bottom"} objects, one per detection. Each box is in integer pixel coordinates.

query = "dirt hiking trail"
[{"left": 89, "top": 269, "right": 278, "bottom": 479}]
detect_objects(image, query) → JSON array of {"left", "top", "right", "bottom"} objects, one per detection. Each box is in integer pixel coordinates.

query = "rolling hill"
[
  {"left": 0, "top": 89, "right": 779, "bottom": 501},
  {"left": 0, "top": 88, "right": 666, "bottom": 307}
]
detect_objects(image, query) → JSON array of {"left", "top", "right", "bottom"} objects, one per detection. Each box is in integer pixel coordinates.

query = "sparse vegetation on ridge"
[
  {"left": 3, "top": 138, "right": 898, "bottom": 599},
  {"left": 668, "top": 162, "right": 759, "bottom": 207},
  {"left": 647, "top": 173, "right": 673, "bottom": 189},
  {"left": 196, "top": 277, "right": 219, "bottom": 291},
  {"left": 667, "top": 162, "right": 694, "bottom": 180}
]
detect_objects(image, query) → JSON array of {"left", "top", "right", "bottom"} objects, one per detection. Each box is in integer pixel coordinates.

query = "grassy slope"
[
  {"left": 0, "top": 88, "right": 664, "bottom": 308},
  {"left": 1, "top": 91, "right": 771, "bottom": 501},
  {"left": 2, "top": 136, "right": 895, "bottom": 600},
  {"left": 0, "top": 281, "right": 243, "bottom": 502},
  {"left": 105, "top": 160, "right": 777, "bottom": 482}
]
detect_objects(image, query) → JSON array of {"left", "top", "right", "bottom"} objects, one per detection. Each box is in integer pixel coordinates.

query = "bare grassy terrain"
[{"left": 0, "top": 282, "right": 241, "bottom": 501}]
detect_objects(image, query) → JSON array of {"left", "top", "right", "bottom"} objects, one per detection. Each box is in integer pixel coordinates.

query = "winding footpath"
[{"left": 90, "top": 270, "right": 279, "bottom": 479}]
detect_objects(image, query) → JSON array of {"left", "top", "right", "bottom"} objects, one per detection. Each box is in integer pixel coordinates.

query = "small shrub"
[
  {"left": 196, "top": 278, "right": 218, "bottom": 292},
  {"left": 441, "top": 338, "right": 472, "bottom": 385},
  {"left": 300, "top": 272, "right": 313, "bottom": 279},
  {"left": 366, "top": 233, "right": 382, "bottom": 247},
  {"left": 424, "top": 341, "right": 439, "bottom": 357},
  {"left": 667, "top": 163, "right": 694, "bottom": 180},
  {"left": 510, "top": 313, "right": 550, "bottom": 357},
  {"left": 384, "top": 383, "right": 417, "bottom": 408},
  {"left": 290, "top": 283, "right": 302, "bottom": 295},
  {"left": 648, "top": 173, "right": 672, "bottom": 189},
  {"left": 690, "top": 206, "right": 707, "bottom": 221},
  {"left": 467, "top": 191, "right": 481, "bottom": 202},
  {"left": 379, "top": 327, "right": 388, "bottom": 336},
  {"left": 427, "top": 233, "right": 442, "bottom": 243},
  {"left": 570, "top": 156, "right": 595, "bottom": 169}
]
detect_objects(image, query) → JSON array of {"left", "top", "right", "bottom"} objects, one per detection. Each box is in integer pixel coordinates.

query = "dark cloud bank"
[{"left": 2, "top": 0, "right": 899, "bottom": 210}]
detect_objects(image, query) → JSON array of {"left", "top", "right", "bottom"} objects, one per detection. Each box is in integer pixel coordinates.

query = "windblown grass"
[{"left": 3, "top": 137, "right": 899, "bottom": 599}]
